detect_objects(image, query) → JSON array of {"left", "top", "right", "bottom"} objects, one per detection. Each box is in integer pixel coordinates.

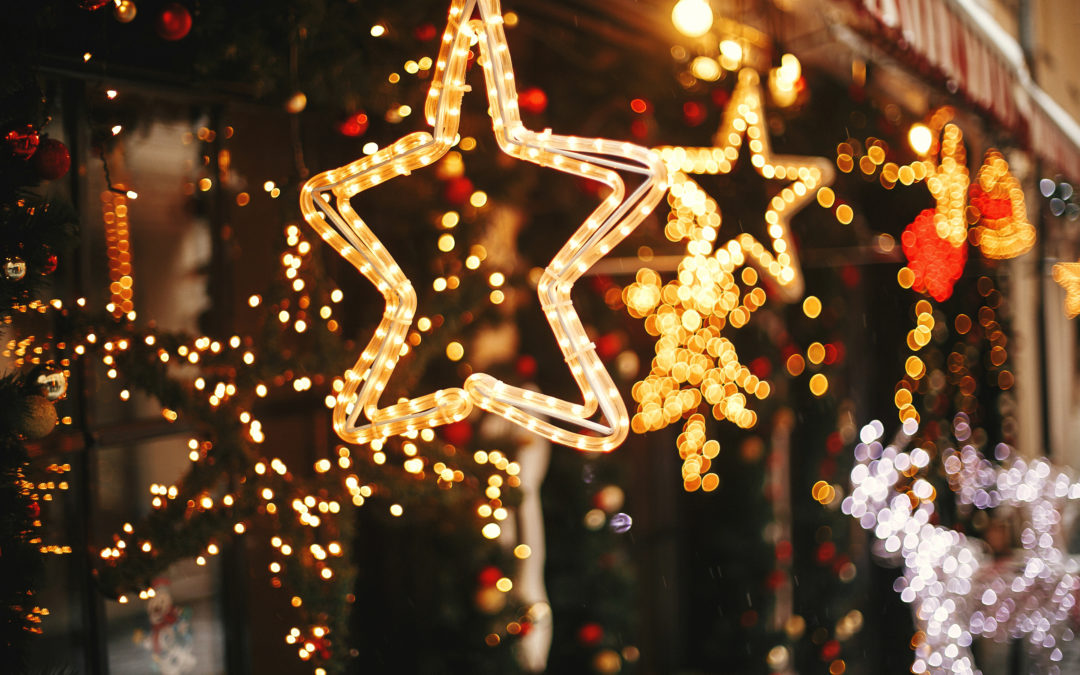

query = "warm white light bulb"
[
  {"left": 672, "top": 0, "right": 713, "bottom": 38},
  {"left": 908, "top": 123, "right": 933, "bottom": 155}
]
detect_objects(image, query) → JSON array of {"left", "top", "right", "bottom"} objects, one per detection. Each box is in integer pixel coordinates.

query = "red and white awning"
[{"left": 858, "top": 0, "right": 1080, "bottom": 182}]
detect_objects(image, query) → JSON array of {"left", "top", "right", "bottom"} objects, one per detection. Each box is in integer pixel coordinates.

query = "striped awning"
[{"left": 858, "top": 0, "right": 1080, "bottom": 182}]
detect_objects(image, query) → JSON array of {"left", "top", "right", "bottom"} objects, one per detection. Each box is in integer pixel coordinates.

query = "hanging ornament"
[
  {"left": 36, "top": 370, "right": 68, "bottom": 401},
  {"left": 79, "top": 0, "right": 110, "bottom": 10},
  {"left": 113, "top": 0, "right": 137, "bottom": 23},
  {"left": 968, "top": 149, "right": 1036, "bottom": 259},
  {"left": 4, "top": 256, "right": 27, "bottom": 281},
  {"left": 901, "top": 209, "right": 967, "bottom": 302},
  {"left": 18, "top": 395, "right": 58, "bottom": 440},
  {"left": 156, "top": 2, "right": 192, "bottom": 41},
  {"left": 42, "top": 253, "right": 57, "bottom": 275},
  {"left": 32, "top": 138, "right": 71, "bottom": 180},
  {"left": 5, "top": 125, "right": 40, "bottom": 159}
]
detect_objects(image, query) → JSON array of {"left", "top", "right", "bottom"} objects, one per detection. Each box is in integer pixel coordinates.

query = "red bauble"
[
  {"left": 43, "top": 254, "right": 58, "bottom": 275},
  {"left": 157, "top": 3, "right": 192, "bottom": 41},
  {"left": 821, "top": 639, "right": 841, "bottom": 661},
  {"left": 519, "top": 87, "right": 548, "bottom": 115},
  {"left": 443, "top": 176, "right": 474, "bottom": 205},
  {"left": 748, "top": 356, "right": 772, "bottom": 380},
  {"left": 683, "top": 101, "right": 707, "bottom": 126},
  {"left": 595, "top": 333, "right": 621, "bottom": 361},
  {"left": 816, "top": 541, "right": 836, "bottom": 564},
  {"left": 338, "top": 112, "right": 369, "bottom": 137},
  {"left": 5, "top": 125, "right": 40, "bottom": 159},
  {"left": 32, "top": 138, "right": 70, "bottom": 180},
  {"left": 901, "top": 208, "right": 967, "bottom": 302},
  {"left": 577, "top": 623, "right": 604, "bottom": 647},
  {"left": 477, "top": 565, "right": 502, "bottom": 588},
  {"left": 441, "top": 420, "right": 473, "bottom": 446},
  {"left": 27, "top": 501, "right": 40, "bottom": 518},
  {"left": 515, "top": 355, "right": 537, "bottom": 379}
]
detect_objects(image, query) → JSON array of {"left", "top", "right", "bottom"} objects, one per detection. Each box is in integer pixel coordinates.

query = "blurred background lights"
[
  {"left": 908, "top": 123, "right": 933, "bottom": 155},
  {"left": 672, "top": 0, "right": 714, "bottom": 38}
]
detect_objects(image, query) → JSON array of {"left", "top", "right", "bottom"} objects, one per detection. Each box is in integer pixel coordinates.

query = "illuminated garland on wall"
[
  {"left": 301, "top": 0, "right": 666, "bottom": 453},
  {"left": 838, "top": 111, "right": 1035, "bottom": 303}
]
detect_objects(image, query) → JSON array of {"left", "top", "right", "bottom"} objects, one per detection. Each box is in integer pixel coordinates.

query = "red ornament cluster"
[{"left": 901, "top": 209, "right": 967, "bottom": 302}]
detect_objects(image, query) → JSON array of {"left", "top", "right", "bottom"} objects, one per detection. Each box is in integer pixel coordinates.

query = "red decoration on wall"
[
  {"left": 156, "top": 3, "right": 192, "bottom": 41},
  {"left": 901, "top": 209, "right": 967, "bottom": 302}
]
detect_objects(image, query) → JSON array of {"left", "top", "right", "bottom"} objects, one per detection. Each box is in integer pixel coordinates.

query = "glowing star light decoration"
[
  {"left": 624, "top": 69, "right": 833, "bottom": 488},
  {"left": 1051, "top": 262, "right": 1080, "bottom": 319},
  {"left": 657, "top": 69, "right": 833, "bottom": 303},
  {"left": 846, "top": 416, "right": 1080, "bottom": 675},
  {"left": 300, "top": 0, "right": 666, "bottom": 451}
]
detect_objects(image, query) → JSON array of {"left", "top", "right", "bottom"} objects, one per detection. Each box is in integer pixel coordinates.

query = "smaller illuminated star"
[{"left": 656, "top": 68, "right": 834, "bottom": 303}]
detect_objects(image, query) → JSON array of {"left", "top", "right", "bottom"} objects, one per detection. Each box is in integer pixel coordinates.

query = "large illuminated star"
[
  {"left": 1052, "top": 262, "right": 1080, "bottom": 319},
  {"left": 656, "top": 68, "right": 834, "bottom": 303},
  {"left": 623, "top": 69, "right": 833, "bottom": 488},
  {"left": 300, "top": 0, "right": 666, "bottom": 450}
]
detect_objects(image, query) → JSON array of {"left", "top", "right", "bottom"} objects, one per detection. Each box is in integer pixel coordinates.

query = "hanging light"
[{"left": 672, "top": 0, "right": 713, "bottom": 38}]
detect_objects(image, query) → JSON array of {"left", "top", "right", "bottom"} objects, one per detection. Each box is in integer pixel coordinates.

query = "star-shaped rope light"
[
  {"left": 623, "top": 69, "right": 833, "bottom": 488},
  {"left": 300, "top": 0, "right": 666, "bottom": 451},
  {"left": 846, "top": 416, "right": 1080, "bottom": 675},
  {"left": 1052, "top": 262, "right": 1080, "bottom": 319}
]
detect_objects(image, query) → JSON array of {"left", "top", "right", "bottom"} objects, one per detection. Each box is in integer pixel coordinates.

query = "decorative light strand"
[
  {"left": 301, "top": 0, "right": 666, "bottom": 451},
  {"left": 101, "top": 188, "right": 135, "bottom": 317}
]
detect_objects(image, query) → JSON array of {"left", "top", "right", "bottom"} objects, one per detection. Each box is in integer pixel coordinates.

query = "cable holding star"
[{"left": 301, "top": 0, "right": 666, "bottom": 451}]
